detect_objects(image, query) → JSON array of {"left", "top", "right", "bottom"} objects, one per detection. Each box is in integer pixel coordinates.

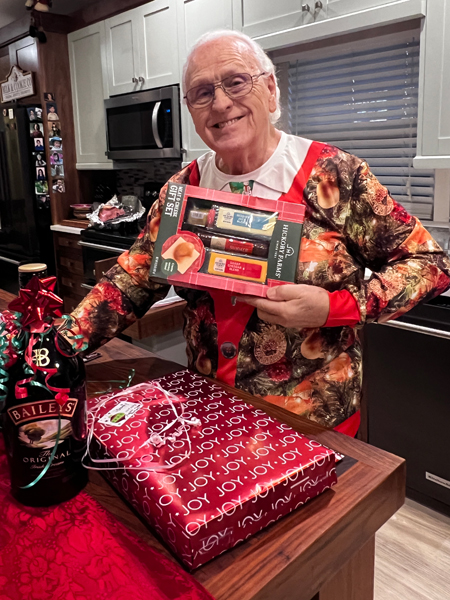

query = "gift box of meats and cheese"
[
  {"left": 149, "top": 183, "right": 305, "bottom": 297},
  {"left": 88, "top": 369, "right": 337, "bottom": 570}
]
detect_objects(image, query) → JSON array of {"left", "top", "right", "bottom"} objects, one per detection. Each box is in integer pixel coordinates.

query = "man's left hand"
[{"left": 237, "top": 284, "right": 330, "bottom": 329}]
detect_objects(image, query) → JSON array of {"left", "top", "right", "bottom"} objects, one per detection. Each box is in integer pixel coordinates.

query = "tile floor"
[{"left": 375, "top": 498, "right": 450, "bottom": 599}]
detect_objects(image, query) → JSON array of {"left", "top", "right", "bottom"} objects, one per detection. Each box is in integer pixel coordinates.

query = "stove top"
[{"left": 81, "top": 222, "right": 142, "bottom": 250}]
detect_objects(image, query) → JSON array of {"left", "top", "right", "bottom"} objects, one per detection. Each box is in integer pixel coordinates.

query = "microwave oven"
[{"left": 104, "top": 85, "right": 181, "bottom": 161}]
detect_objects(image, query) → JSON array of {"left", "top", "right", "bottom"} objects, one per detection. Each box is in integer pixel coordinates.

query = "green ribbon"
[
  {"left": 0, "top": 323, "right": 9, "bottom": 406},
  {"left": 20, "top": 407, "right": 62, "bottom": 489}
]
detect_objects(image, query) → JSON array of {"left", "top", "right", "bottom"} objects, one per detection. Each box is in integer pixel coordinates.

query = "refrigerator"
[{"left": 0, "top": 104, "right": 54, "bottom": 281}]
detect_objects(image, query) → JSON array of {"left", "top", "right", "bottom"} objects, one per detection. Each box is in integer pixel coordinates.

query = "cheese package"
[
  {"left": 215, "top": 206, "right": 276, "bottom": 237},
  {"left": 205, "top": 251, "right": 268, "bottom": 283},
  {"left": 150, "top": 183, "right": 305, "bottom": 297}
]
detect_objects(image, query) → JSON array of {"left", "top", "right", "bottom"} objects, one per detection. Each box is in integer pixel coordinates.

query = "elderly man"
[{"left": 71, "top": 30, "right": 450, "bottom": 435}]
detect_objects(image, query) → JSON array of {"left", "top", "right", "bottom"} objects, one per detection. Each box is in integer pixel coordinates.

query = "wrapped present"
[{"left": 88, "top": 370, "right": 337, "bottom": 570}]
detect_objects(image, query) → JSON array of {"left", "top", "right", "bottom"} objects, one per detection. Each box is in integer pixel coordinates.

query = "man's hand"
[{"left": 237, "top": 284, "right": 330, "bottom": 329}]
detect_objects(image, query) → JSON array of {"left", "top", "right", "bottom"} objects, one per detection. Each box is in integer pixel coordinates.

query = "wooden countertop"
[
  {"left": 86, "top": 338, "right": 406, "bottom": 600},
  {"left": 0, "top": 288, "right": 186, "bottom": 342},
  {"left": 0, "top": 289, "right": 15, "bottom": 309}
]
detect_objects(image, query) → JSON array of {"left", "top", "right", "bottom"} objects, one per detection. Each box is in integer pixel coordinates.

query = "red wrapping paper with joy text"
[{"left": 88, "top": 370, "right": 337, "bottom": 570}]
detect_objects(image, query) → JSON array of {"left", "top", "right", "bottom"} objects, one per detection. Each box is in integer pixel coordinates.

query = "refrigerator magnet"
[
  {"left": 52, "top": 178, "right": 65, "bottom": 193},
  {"left": 27, "top": 107, "right": 38, "bottom": 121},
  {"left": 46, "top": 102, "right": 59, "bottom": 121},
  {"left": 30, "top": 122, "right": 44, "bottom": 137},
  {"left": 49, "top": 136, "right": 62, "bottom": 151},
  {"left": 51, "top": 164, "right": 64, "bottom": 177},
  {"left": 36, "top": 166, "right": 47, "bottom": 180},
  {"left": 33, "top": 138, "right": 44, "bottom": 152},
  {"left": 50, "top": 150, "right": 63, "bottom": 165},
  {"left": 48, "top": 121, "right": 61, "bottom": 137},
  {"left": 34, "top": 153, "right": 46, "bottom": 166},
  {"left": 35, "top": 180, "right": 48, "bottom": 194}
]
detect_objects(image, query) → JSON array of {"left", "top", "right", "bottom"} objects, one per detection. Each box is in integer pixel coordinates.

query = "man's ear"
[{"left": 267, "top": 73, "right": 277, "bottom": 114}]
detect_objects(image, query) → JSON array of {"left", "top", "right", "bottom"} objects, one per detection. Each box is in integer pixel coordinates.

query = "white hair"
[{"left": 182, "top": 29, "right": 281, "bottom": 124}]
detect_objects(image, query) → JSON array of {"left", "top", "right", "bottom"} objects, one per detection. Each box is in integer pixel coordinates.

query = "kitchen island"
[{"left": 85, "top": 337, "right": 405, "bottom": 600}]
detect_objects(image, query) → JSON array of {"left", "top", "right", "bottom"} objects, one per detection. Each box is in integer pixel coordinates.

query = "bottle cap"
[{"left": 18, "top": 263, "right": 47, "bottom": 273}]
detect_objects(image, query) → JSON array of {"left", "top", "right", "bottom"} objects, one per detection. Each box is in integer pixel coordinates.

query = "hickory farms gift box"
[
  {"left": 88, "top": 370, "right": 337, "bottom": 569},
  {"left": 149, "top": 183, "right": 305, "bottom": 297}
]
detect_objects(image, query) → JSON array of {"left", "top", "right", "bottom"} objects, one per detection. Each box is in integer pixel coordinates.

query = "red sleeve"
[{"left": 324, "top": 290, "right": 360, "bottom": 327}]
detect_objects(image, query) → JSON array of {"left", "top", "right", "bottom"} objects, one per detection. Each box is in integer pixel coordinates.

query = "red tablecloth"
[{"left": 0, "top": 438, "right": 215, "bottom": 600}]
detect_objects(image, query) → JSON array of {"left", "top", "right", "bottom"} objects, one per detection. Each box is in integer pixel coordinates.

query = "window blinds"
[{"left": 286, "top": 30, "right": 434, "bottom": 220}]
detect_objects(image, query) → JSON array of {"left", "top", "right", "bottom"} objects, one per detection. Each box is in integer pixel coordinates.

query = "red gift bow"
[{"left": 8, "top": 276, "right": 63, "bottom": 332}]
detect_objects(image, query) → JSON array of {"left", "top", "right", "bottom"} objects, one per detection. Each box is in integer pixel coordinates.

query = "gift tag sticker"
[{"left": 98, "top": 401, "right": 141, "bottom": 427}]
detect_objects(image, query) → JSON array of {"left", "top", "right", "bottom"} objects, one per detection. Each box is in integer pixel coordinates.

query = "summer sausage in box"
[
  {"left": 88, "top": 369, "right": 337, "bottom": 569},
  {"left": 149, "top": 183, "right": 305, "bottom": 297}
]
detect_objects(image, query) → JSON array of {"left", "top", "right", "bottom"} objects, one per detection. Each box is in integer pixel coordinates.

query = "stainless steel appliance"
[
  {"left": 0, "top": 105, "right": 53, "bottom": 271},
  {"left": 79, "top": 226, "right": 140, "bottom": 290},
  {"left": 104, "top": 86, "right": 181, "bottom": 161},
  {"left": 365, "top": 295, "right": 450, "bottom": 514}
]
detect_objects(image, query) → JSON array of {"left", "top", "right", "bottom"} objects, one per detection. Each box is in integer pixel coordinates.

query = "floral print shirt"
[{"left": 71, "top": 143, "right": 450, "bottom": 428}]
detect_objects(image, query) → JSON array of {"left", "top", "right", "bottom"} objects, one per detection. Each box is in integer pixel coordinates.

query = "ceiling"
[{"left": 0, "top": 0, "right": 96, "bottom": 30}]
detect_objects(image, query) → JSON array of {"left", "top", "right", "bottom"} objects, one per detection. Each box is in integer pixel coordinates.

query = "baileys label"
[{"left": 7, "top": 399, "right": 78, "bottom": 426}]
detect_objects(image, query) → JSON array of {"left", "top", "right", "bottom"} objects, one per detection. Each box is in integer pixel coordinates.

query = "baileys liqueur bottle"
[{"left": 1, "top": 271, "right": 88, "bottom": 506}]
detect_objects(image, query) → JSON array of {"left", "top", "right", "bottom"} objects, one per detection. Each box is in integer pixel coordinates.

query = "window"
[{"left": 275, "top": 28, "right": 435, "bottom": 221}]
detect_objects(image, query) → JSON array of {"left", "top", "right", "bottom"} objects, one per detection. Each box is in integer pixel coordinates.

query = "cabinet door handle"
[
  {"left": 78, "top": 241, "right": 124, "bottom": 254},
  {"left": 302, "top": 4, "right": 311, "bottom": 12},
  {"left": 0, "top": 254, "right": 20, "bottom": 265},
  {"left": 132, "top": 76, "right": 138, "bottom": 83},
  {"left": 152, "top": 101, "right": 163, "bottom": 149},
  {"left": 382, "top": 320, "right": 450, "bottom": 341},
  {"left": 138, "top": 76, "right": 145, "bottom": 83}
]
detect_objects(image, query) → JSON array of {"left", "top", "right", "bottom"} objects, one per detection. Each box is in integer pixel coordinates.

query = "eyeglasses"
[{"left": 184, "top": 72, "right": 267, "bottom": 108}]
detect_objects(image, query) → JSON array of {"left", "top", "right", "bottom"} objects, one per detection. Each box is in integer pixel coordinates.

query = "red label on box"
[
  {"left": 89, "top": 371, "right": 337, "bottom": 569},
  {"left": 224, "top": 258, "right": 262, "bottom": 278},
  {"left": 224, "top": 239, "right": 254, "bottom": 254}
]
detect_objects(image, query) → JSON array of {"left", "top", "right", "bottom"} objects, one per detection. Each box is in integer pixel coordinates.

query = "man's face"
[{"left": 185, "top": 38, "right": 277, "bottom": 164}]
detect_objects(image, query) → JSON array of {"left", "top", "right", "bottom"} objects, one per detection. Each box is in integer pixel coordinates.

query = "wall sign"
[{"left": 0, "top": 65, "right": 35, "bottom": 103}]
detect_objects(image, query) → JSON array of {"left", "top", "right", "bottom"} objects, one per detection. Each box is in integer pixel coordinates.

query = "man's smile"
[{"left": 212, "top": 116, "right": 244, "bottom": 129}]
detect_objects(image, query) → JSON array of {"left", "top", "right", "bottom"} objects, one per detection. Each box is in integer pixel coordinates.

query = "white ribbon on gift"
[{"left": 82, "top": 381, "right": 201, "bottom": 472}]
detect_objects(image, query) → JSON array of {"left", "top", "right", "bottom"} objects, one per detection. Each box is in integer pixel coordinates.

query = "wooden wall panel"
[
  {"left": 8, "top": 36, "right": 41, "bottom": 104},
  {"left": 37, "top": 31, "right": 81, "bottom": 224},
  {"left": 69, "top": 0, "right": 152, "bottom": 31}
]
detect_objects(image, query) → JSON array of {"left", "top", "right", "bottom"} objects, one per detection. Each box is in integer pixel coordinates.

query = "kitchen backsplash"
[{"left": 116, "top": 161, "right": 182, "bottom": 195}]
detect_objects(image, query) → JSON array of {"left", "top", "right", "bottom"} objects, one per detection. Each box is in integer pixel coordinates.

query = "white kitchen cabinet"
[
  {"left": 104, "top": 11, "right": 141, "bottom": 96},
  {"left": 235, "top": 0, "right": 306, "bottom": 38},
  {"left": 415, "top": 0, "right": 450, "bottom": 169},
  {"left": 234, "top": 0, "right": 416, "bottom": 39},
  {"left": 105, "top": 0, "right": 179, "bottom": 96},
  {"left": 177, "top": 0, "right": 234, "bottom": 162},
  {"left": 135, "top": 0, "right": 180, "bottom": 90},
  {"left": 326, "top": 0, "right": 399, "bottom": 19},
  {"left": 68, "top": 23, "right": 113, "bottom": 169}
]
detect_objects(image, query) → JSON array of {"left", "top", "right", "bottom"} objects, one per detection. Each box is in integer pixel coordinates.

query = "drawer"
[
  {"left": 58, "top": 255, "right": 84, "bottom": 276},
  {"left": 54, "top": 232, "right": 83, "bottom": 256},
  {"left": 59, "top": 274, "right": 91, "bottom": 298}
]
